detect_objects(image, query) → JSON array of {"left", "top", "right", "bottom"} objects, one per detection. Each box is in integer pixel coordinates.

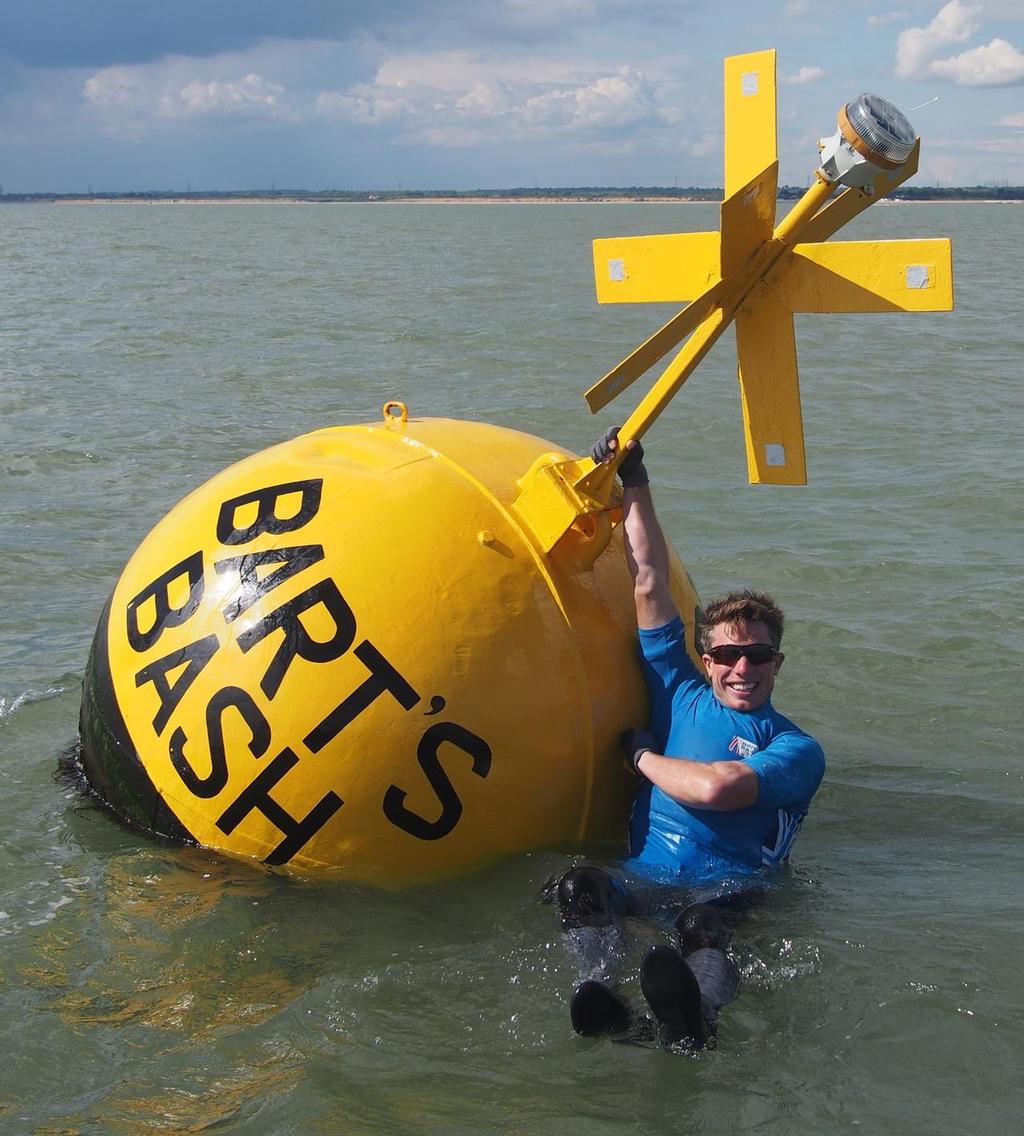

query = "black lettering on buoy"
[
  {"left": 381, "top": 722, "right": 492, "bottom": 841},
  {"left": 134, "top": 633, "right": 219, "bottom": 735},
  {"left": 168, "top": 686, "right": 272, "bottom": 798},
  {"left": 215, "top": 746, "right": 343, "bottom": 866},
  {"left": 126, "top": 551, "right": 205, "bottom": 652},
  {"left": 216, "top": 479, "right": 323, "bottom": 547},
  {"left": 236, "top": 578, "right": 356, "bottom": 700},
  {"left": 304, "top": 639, "right": 419, "bottom": 753},
  {"left": 214, "top": 545, "right": 325, "bottom": 622}
]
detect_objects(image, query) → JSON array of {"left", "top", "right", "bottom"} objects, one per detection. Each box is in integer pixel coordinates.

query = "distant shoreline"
[
  {"left": 14, "top": 195, "right": 719, "bottom": 206},
  {"left": 4, "top": 192, "right": 1022, "bottom": 206}
]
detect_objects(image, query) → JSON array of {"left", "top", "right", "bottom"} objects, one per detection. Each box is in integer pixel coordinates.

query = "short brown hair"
[{"left": 699, "top": 589, "right": 785, "bottom": 652}]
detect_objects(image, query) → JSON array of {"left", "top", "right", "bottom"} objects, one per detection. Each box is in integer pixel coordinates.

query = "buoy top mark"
[{"left": 512, "top": 49, "right": 954, "bottom": 557}]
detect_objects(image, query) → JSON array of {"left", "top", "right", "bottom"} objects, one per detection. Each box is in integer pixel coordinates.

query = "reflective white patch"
[
  {"left": 742, "top": 71, "right": 759, "bottom": 97},
  {"left": 608, "top": 259, "right": 626, "bottom": 282},
  {"left": 765, "top": 443, "right": 786, "bottom": 466},
  {"left": 906, "top": 264, "right": 930, "bottom": 289}
]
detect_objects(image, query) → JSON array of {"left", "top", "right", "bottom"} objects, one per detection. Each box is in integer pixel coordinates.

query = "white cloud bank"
[
  {"left": 168, "top": 74, "right": 285, "bottom": 118},
  {"left": 79, "top": 42, "right": 674, "bottom": 154},
  {"left": 317, "top": 65, "right": 668, "bottom": 147},
  {"left": 930, "top": 37, "right": 1024, "bottom": 84},
  {"left": 83, "top": 62, "right": 292, "bottom": 133},
  {"left": 896, "top": 0, "right": 1024, "bottom": 86}
]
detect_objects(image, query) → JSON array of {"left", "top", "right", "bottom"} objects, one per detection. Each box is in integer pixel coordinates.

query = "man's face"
[{"left": 702, "top": 619, "right": 784, "bottom": 713}]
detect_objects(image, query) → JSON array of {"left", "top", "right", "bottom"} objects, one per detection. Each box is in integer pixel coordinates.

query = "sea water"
[{"left": 1, "top": 200, "right": 1022, "bottom": 1134}]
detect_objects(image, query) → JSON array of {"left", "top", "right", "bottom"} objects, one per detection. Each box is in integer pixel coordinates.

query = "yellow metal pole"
[
  {"left": 584, "top": 283, "right": 724, "bottom": 414},
  {"left": 573, "top": 174, "right": 836, "bottom": 502}
]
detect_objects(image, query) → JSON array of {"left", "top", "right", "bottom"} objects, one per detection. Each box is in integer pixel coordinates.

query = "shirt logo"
[{"left": 729, "top": 735, "right": 759, "bottom": 759}]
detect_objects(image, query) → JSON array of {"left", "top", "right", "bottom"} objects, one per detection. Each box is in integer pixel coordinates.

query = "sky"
[{"left": 2, "top": 0, "right": 1023, "bottom": 193}]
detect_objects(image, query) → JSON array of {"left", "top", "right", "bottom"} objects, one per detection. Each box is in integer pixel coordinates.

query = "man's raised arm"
[{"left": 592, "top": 428, "right": 678, "bottom": 630}]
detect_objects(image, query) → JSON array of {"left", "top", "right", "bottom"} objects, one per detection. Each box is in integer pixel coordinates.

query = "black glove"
[
  {"left": 591, "top": 426, "right": 649, "bottom": 488},
  {"left": 622, "top": 728, "right": 658, "bottom": 774}
]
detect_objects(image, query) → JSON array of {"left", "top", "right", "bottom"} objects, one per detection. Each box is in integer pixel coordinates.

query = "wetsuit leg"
[
  {"left": 554, "top": 865, "right": 633, "bottom": 930},
  {"left": 675, "top": 902, "right": 736, "bottom": 953},
  {"left": 652, "top": 885, "right": 764, "bottom": 1045},
  {"left": 549, "top": 866, "right": 636, "bottom": 1037},
  {"left": 640, "top": 944, "right": 740, "bottom": 1048},
  {"left": 684, "top": 946, "right": 740, "bottom": 1025}
]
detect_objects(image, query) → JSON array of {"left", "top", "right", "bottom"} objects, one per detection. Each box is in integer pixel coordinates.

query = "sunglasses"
[{"left": 705, "top": 643, "right": 778, "bottom": 666}]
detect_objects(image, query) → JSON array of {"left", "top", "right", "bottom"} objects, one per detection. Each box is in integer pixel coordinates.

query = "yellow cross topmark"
[{"left": 513, "top": 49, "right": 954, "bottom": 556}]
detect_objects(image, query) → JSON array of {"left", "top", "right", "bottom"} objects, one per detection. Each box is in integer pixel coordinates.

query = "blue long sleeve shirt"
[{"left": 626, "top": 617, "right": 825, "bottom": 885}]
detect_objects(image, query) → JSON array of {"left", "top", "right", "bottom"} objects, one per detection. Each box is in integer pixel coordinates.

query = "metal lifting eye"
[{"left": 382, "top": 400, "right": 409, "bottom": 424}]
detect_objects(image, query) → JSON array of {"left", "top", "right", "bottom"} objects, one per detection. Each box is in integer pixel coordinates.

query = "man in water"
[{"left": 552, "top": 428, "right": 825, "bottom": 1048}]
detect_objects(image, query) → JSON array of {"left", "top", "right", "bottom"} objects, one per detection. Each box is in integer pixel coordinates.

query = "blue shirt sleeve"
[
  {"left": 746, "top": 731, "right": 825, "bottom": 810},
  {"left": 637, "top": 617, "right": 704, "bottom": 750},
  {"left": 637, "top": 616, "right": 702, "bottom": 690}
]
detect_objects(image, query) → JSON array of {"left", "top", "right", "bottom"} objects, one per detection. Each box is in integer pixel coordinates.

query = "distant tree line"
[{"left": 3, "top": 184, "right": 1024, "bottom": 203}]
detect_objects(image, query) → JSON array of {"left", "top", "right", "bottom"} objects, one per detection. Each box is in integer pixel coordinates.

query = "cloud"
[
  {"left": 316, "top": 85, "right": 416, "bottom": 127},
  {"left": 70, "top": 15, "right": 689, "bottom": 154},
  {"left": 0, "top": 0, "right": 688, "bottom": 71},
  {"left": 895, "top": 0, "right": 978, "bottom": 79},
  {"left": 930, "top": 37, "right": 1024, "bottom": 84},
  {"left": 374, "top": 49, "right": 594, "bottom": 90},
  {"left": 1000, "top": 111, "right": 1024, "bottom": 126},
  {"left": 782, "top": 66, "right": 825, "bottom": 85},
  {"left": 11, "top": 0, "right": 1024, "bottom": 192},
  {"left": 867, "top": 11, "right": 909, "bottom": 29},
  {"left": 316, "top": 64, "right": 667, "bottom": 148},
  {"left": 82, "top": 59, "right": 297, "bottom": 137},
  {"left": 163, "top": 74, "right": 287, "bottom": 119},
  {"left": 0, "top": 1, "right": 437, "bottom": 69},
  {"left": 520, "top": 70, "right": 663, "bottom": 130},
  {"left": 895, "top": 0, "right": 1024, "bottom": 85},
  {"left": 82, "top": 68, "right": 148, "bottom": 112}
]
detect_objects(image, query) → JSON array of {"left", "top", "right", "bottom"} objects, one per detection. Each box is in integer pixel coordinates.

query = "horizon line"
[{"left": 3, "top": 183, "right": 1023, "bottom": 201}]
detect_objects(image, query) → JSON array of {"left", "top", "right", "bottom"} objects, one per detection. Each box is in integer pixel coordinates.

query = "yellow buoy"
[
  {"left": 78, "top": 49, "right": 954, "bottom": 886},
  {"left": 79, "top": 405, "right": 701, "bottom": 884}
]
